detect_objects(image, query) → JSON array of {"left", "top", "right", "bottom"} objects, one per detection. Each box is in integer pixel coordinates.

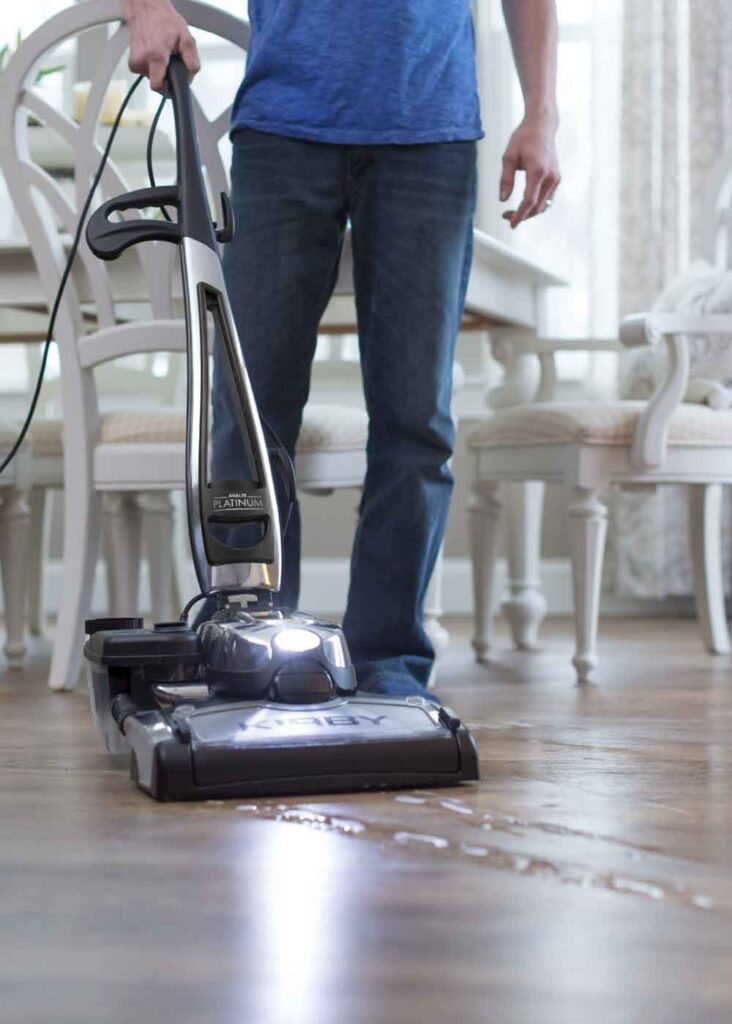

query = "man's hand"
[
  {"left": 500, "top": 114, "right": 560, "bottom": 229},
  {"left": 500, "top": 0, "right": 560, "bottom": 229},
  {"left": 123, "top": 0, "right": 200, "bottom": 93}
]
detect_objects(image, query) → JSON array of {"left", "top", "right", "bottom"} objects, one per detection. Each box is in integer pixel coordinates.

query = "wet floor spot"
[
  {"left": 692, "top": 895, "right": 715, "bottom": 909},
  {"left": 609, "top": 877, "right": 665, "bottom": 900},
  {"left": 438, "top": 799, "right": 474, "bottom": 817},
  {"left": 465, "top": 720, "right": 535, "bottom": 731},
  {"left": 222, "top": 796, "right": 718, "bottom": 913},
  {"left": 394, "top": 832, "right": 450, "bottom": 850},
  {"left": 234, "top": 802, "right": 367, "bottom": 837},
  {"left": 278, "top": 809, "right": 367, "bottom": 836}
]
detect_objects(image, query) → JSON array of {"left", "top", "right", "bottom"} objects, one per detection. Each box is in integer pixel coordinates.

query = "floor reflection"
[{"left": 232, "top": 823, "right": 346, "bottom": 1023}]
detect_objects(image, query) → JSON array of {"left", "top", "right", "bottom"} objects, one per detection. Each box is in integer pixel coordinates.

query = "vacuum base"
[
  {"left": 124, "top": 693, "right": 479, "bottom": 801},
  {"left": 84, "top": 618, "right": 479, "bottom": 802}
]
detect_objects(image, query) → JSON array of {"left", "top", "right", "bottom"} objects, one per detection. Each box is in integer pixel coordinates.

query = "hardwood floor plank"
[{"left": 1, "top": 618, "right": 730, "bottom": 1023}]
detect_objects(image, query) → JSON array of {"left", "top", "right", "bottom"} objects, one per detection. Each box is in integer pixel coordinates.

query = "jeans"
[{"left": 211, "top": 128, "right": 477, "bottom": 692}]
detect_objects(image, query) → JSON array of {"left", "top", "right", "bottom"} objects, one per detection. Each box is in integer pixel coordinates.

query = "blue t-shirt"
[{"left": 230, "top": 1, "right": 483, "bottom": 145}]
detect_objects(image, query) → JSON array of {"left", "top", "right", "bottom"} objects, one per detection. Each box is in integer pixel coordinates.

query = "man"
[{"left": 123, "top": 0, "right": 560, "bottom": 698}]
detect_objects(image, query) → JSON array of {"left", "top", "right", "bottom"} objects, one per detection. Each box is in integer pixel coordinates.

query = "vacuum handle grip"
[
  {"left": 166, "top": 56, "right": 217, "bottom": 250},
  {"left": 85, "top": 59, "right": 225, "bottom": 261},
  {"left": 86, "top": 185, "right": 180, "bottom": 260}
]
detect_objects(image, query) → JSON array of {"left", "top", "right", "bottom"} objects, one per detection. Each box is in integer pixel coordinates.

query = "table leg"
[{"left": 503, "top": 480, "right": 547, "bottom": 650}]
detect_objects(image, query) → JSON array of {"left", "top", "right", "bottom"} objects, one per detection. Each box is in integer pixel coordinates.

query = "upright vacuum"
[{"left": 82, "top": 57, "right": 479, "bottom": 800}]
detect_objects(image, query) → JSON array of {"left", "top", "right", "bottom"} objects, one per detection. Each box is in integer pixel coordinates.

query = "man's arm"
[
  {"left": 123, "top": 0, "right": 200, "bottom": 92},
  {"left": 500, "top": 0, "right": 561, "bottom": 229}
]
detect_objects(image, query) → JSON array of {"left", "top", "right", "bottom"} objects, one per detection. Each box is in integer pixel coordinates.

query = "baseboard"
[
  {"left": 28, "top": 556, "right": 691, "bottom": 620},
  {"left": 300, "top": 558, "right": 695, "bottom": 618}
]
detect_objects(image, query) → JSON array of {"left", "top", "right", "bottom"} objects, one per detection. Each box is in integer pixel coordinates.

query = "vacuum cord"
[
  {"left": 0, "top": 74, "right": 144, "bottom": 476},
  {"left": 147, "top": 91, "right": 173, "bottom": 221}
]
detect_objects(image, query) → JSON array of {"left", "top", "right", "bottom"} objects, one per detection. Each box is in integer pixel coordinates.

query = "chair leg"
[
  {"left": 49, "top": 485, "right": 102, "bottom": 691},
  {"left": 468, "top": 479, "right": 502, "bottom": 663},
  {"left": 503, "top": 480, "right": 547, "bottom": 650},
  {"left": 139, "top": 491, "right": 176, "bottom": 624},
  {"left": 568, "top": 487, "right": 608, "bottom": 684},
  {"left": 103, "top": 492, "right": 141, "bottom": 617},
  {"left": 0, "top": 488, "right": 31, "bottom": 668},
  {"left": 689, "top": 483, "right": 730, "bottom": 655},
  {"left": 27, "top": 488, "right": 49, "bottom": 637}
]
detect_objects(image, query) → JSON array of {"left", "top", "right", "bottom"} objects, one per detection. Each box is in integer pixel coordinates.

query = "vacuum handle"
[
  {"left": 87, "top": 189, "right": 232, "bottom": 262},
  {"left": 86, "top": 185, "right": 180, "bottom": 260},
  {"left": 83, "top": 54, "right": 280, "bottom": 595},
  {"left": 86, "top": 57, "right": 231, "bottom": 260},
  {"left": 166, "top": 56, "right": 218, "bottom": 251}
]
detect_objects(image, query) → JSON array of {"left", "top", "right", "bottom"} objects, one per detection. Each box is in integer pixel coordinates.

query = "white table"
[{"left": 0, "top": 227, "right": 562, "bottom": 326}]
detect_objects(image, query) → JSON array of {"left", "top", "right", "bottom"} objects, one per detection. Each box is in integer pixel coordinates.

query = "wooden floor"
[{"left": 1, "top": 617, "right": 731, "bottom": 1023}]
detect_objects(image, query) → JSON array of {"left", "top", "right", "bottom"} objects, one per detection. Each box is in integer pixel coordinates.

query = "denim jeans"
[{"left": 211, "top": 128, "right": 477, "bottom": 693}]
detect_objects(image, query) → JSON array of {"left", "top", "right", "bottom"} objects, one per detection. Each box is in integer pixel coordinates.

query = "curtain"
[{"left": 612, "top": 0, "right": 732, "bottom": 597}]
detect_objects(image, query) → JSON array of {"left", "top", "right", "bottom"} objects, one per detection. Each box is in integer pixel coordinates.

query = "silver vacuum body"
[{"left": 199, "top": 606, "right": 357, "bottom": 702}]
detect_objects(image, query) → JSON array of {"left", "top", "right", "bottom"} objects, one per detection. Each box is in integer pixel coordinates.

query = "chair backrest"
[
  {"left": 698, "top": 148, "right": 732, "bottom": 271},
  {"left": 0, "top": 0, "right": 248, "bottom": 457}
]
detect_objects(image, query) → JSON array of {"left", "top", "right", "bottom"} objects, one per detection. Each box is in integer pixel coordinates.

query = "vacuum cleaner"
[{"left": 82, "top": 57, "right": 479, "bottom": 801}]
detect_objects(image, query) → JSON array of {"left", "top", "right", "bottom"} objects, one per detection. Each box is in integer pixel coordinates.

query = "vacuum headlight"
[{"left": 273, "top": 628, "right": 321, "bottom": 654}]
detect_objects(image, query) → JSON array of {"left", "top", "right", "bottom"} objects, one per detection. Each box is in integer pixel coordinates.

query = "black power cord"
[
  {"left": 147, "top": 92, "right": 173, "bottom": 222},
  {"left": 0, "top": 74, "right": 145, "bottom": 476}
]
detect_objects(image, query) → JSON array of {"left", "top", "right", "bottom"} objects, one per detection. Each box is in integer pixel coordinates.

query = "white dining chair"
[
  {"left": 0, "top": 429, "right": 31, "bottom": 667},
  {"left": 468, "top": 312, "right": 732, "bottom": 683},
  {"left": 22, "top": 344, "right": 186, "bottom": 634},
  {"left": 0, "top": 308, "right": 182, "bottom": 634},
  {"left": 0, "top": 307, "right": 56, "bottom": 637},
  {"left": 11, "top": 112, "right": 181, "bottom": 633}
]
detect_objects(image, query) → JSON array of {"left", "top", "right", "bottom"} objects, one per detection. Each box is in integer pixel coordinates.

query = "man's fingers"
[
  {"left": 148, "top": 54, "right": 169, "bottom": 93},
  {"left": 500, "top": 152, "right": 518, "bottom": 202},
  {"left": 124, "top": 6, "right": 200, "bottom": 90},
  {"left": 180, "top": 34, "right": 201, "bottom": 77},
  {"left": 527, "top": 172, "right": 561, "bottom": 219},
  {"left": 508, "top": 164, "right": 544, "bottom": 228},
  {"left": 136, "top": 33, "right": 199, "bottom": 93},
  {"left": 510, "top": 164, "right": 562, "bottom": 226}
]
